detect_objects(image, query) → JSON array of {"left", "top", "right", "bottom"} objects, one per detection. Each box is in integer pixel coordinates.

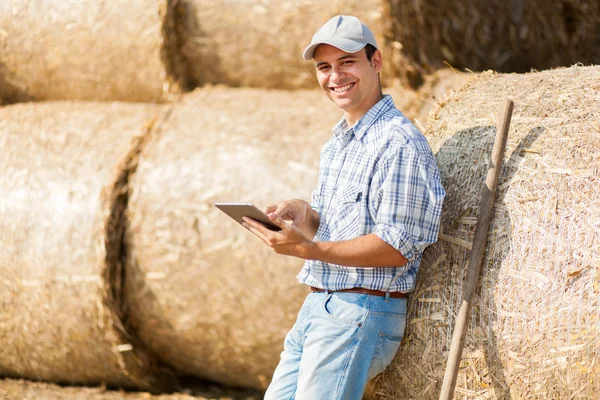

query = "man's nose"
[{"left": 330, "top": 67, "right": 346, "bottom": 83}]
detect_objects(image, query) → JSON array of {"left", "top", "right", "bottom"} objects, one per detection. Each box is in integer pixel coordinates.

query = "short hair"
[
  {"left": 365, "top": 44, "right": 381, "bottom": 88},
  {"left": 365, "top": 44, "right": 377, "bottom": 63}
]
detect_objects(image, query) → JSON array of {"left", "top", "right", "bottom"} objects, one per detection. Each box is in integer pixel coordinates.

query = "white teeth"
[{"left": 332, "top": 83, "right": 354, "bottom": 93}]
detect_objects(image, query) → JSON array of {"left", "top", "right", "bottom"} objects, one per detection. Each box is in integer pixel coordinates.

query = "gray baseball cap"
[{"left": 303, "top": 15, "right": 378, "bottom": 61}]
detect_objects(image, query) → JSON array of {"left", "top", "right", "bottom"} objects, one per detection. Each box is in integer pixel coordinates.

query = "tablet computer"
[{"left": 214, "top": 202, "right": 282, "bottom": 231}]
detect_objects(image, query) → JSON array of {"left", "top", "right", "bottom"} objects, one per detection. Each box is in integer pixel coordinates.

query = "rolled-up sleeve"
[{"left": 371, "top": 146, "right": 445, "bottom": 261}]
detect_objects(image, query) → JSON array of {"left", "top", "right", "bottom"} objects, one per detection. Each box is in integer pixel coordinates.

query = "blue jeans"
[{"left": 264, "top": 291, "right": 407, "bottom": 400}]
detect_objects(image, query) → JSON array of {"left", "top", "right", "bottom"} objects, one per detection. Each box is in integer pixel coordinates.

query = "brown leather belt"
[{"left": 310, "top": 286, "right": 408, "bottom": 299}]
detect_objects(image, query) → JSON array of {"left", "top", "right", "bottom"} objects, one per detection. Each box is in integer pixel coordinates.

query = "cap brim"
[{"left": 303, "top": 38, "right": 367, "bottom": 60}]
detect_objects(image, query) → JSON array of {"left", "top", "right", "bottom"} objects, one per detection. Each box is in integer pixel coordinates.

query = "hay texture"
[
  {"left": 387, "top": 68, "right": 471, "bottom": 131},
  {"left": 0, "top": 101, "right": 174, "bottom": 390},
  {"left": 387, "top": 0, "right": 600, "bottom": 82},
  {"left": 179, "top": 0, "right": 389, "bottom": 89},
  {"left": 124, "top": 88, "right": 342, "bottom": 389},
  {"left": 375, "top": 65, "right": 600, "bottom": 399},
  {"left": 0, "top": 0, "right": 183, "bottom": 103}
]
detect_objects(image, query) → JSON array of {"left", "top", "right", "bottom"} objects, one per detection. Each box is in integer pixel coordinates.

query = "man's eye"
[
  {"left": 318, "top": 66, "right": 330, "bottom": 71},
  {"left": 343, "top": 61, "right": 354, "bottom": 65}
]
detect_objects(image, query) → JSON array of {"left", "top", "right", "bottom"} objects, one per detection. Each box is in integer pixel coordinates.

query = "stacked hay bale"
[
  {"left": 0, "top": 0, "right": 185, "bottom": 103},
  {"left": 375, "top": 65, "right": 600, "bottom": 399},
  {"left": 387, "top": 0, "right": 600, "bottom": 82},
  {"left": 123, "top": 88, "right": 341, "bottom": 390},
  {"left": 0, "top": 83, "right": 443, "bottom": 393},
  {"left": 0, "top": 101, "right": 175, "bottom": 391},
  {"left": 0, "top": 1, "right": 481, "bottom": 393},
  {"left": 180, "top": 0, "right": 390, "bottom": 88},
  {"left": 0, "top": 0, "right": 394, "bottom": 104}
]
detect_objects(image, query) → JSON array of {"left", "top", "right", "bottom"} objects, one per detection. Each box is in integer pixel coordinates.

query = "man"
[{"left": 242, "top": 15, "right": 445, "bottom": 399}]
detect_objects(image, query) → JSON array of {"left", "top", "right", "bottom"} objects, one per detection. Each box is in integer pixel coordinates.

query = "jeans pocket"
[
  {"left": 322, "top": 292, "right": 368, "bottom": 327},
  {"left": 367, "top": 333, "right": 403, "bottom": 380}
]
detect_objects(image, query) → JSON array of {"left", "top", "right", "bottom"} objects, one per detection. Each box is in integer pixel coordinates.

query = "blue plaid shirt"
[{"left": 297, "top": 95, "right": 445, "bottom": 293}]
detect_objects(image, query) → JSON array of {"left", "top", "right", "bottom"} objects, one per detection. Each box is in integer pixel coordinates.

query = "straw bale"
[
  {"left": 386, "top": 68, "right": 472, "bottom": 130},
  {"left": 0, "top": 0, "right": 183, "bottom": 103},
  {"left": 124, "top": 87, "right": 342, "bottom": 389},
  {"left": 0, "top": 101, "right": 175, "bottom": 391},
  {"left": 375, "top": 65, "right": 600, "bottom": 399},
  {"left": 387, "top": 0, "right": 600, "bottom": 82},
  {"left": 179, "top": 0, "right": 391, "bottom": 89}
]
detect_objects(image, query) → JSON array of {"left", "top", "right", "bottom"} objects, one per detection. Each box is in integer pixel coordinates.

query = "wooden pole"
[{"left": 439, "top": 99, "right": 514, "bottom": 400}]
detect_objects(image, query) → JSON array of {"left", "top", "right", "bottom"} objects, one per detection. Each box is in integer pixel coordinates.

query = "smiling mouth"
[{"left": 330, "top": 82, "right": 355, "bottom": 94}]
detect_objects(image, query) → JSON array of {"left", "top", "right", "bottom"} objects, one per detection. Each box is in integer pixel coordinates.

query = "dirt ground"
[{"left": 0, "top": 378, "right": 261, "bottom": 400}]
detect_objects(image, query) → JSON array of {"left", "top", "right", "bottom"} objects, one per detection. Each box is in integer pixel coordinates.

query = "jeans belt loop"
[{"left": 384, "top": 291, "right": 391, "bottom": 302}]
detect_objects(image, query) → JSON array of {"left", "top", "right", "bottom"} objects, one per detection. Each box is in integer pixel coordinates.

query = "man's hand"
[
  {"left": 242, "top": 212, "right": 318, "bottom": 259},
  {"left": 263, "top": 200, "right": 310, "bottom": 227},
  {"left": 264, "top": 199, "right": 320, "bottom": 240}
]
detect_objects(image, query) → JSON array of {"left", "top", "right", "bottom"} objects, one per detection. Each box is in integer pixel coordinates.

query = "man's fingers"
[
  {"left": 242, "top": 218, "right": 273, "bottom": 245},
  {"left": 264, "top": 204, "right": 277, "bottom": 214},
  {"left": 273, "top": 203, "right": 290, "bottom": 217},
  {"left": 275, "top": 204, "right": 305, "bottom": 227},
  {"left": 264, "top": 204, "right": 293, "bottom": 224},
  {"left": 267, "top": 212, "right": 291, "bottom": 231},
  {"left": 265, "top": 201, "right": 308, "bottom": 227}
]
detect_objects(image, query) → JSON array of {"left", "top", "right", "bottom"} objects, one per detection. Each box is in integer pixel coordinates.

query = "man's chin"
[{"left": 328, "top": 96, "right": 353, "bottom": 110}]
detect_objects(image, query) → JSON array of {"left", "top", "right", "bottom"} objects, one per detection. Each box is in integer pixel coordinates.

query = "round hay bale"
[
  {"left": 179, "top": 0, "right": 390, "bottom": 89},
  {"left": 0, "top": 0, "right": 185, "bottom": 103},
  {"left": 375, "top": 65, "right": 600, "bottom": 399},
  {"left": 0, "top": 101, "right": 175, "bottom": 391},
  {"left": 387, "top": 0, "right": 600, "bottom": 80},
  {"left": 386, "top": 68, "right": 472, "bottom": 129},
  {"left": 124, "top": 87, "right": 341, "bottom": 389}
]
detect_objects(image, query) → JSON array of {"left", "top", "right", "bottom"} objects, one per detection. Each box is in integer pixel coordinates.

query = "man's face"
[{"left": 313, "top": 44, "right": 382, "bottom": 117}]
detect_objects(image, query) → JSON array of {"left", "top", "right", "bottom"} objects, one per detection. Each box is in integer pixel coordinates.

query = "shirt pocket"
[{"left": 331, "top": 184, "right": 363, "bottom": 239}]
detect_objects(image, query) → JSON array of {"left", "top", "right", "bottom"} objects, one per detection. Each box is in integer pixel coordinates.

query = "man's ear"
[{"left": 371, "top": 49, "right": 383, "bottom": 73}]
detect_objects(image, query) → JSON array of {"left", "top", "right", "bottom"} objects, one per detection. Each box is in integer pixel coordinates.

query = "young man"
[{"left": 243, "top": 15, "right": 445, "bottom": 399}]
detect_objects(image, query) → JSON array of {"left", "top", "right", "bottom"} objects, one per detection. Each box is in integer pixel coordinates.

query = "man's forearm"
[
  {"left": 306, "top": 233, "right": 407, "bottom": 268},
  {"left": 244, "top": 212, "right": 407, "bottom": 268}
]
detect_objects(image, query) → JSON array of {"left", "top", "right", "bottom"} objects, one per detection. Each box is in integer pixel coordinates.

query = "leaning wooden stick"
[{"left": 439, "top": 98, "right": 514, "bottom": 400}]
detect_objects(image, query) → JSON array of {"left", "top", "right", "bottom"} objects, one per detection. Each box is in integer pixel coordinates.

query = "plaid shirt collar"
[{"left": 332, "top": 94, "right": 395, "bottom": 147}]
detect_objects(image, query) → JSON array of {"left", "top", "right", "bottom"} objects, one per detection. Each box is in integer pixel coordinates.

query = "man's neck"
[{"left": 343, "top": 92, "right": 384, "bottom": 128}]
